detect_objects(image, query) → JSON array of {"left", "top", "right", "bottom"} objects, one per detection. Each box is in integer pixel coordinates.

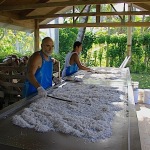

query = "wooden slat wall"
[
  {"left": 0, "top": 66, "right": 26, "bottom": 104},
  {"left": 0, "top": 61, "right": 60, "bottom": 107}
]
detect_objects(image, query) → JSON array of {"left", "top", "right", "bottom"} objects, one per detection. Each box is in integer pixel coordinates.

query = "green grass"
[{"left": 131, "top": 73, "right": 150, "bottom": 89}]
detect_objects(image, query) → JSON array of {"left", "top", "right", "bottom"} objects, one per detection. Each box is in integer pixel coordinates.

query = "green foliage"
[
  {"left": 52, "top": 52, "right": 66, "bottom": 71},
  {"left": 105, "top": 34, "right": 127, "bottom": 67},
  {"left": 97, "top": 46, "right": 104, "bottom": 67},
  {"left": 131, "top": 33, "right": 150, "bottom": 73},
  {"left": 110, "top": 35, "right": 118, "bottom": 44},
  {"left": 82, "top": 32, "right": 95, "bottom": 60},
  {"left": 0, "top": 28, "right": 5, "bottom": 40},
  {"left": 95, "top": 34, "right": 105, "bottom": 44},
  {"left": 131, "top": 73, "right": 150, "bottom": 89},
  {"left": 93, "top": 50, "right": 97, "bottom": 66},
  {"left": 59, "top": 28, "right": 78, "bottom": 54},
  {"left": 1, "top": 26, "right": 150, "bottom": 75},
  {"left": 0, "top": 28, "right": 34, "bottom": 60},
  {"left": 105, "top": 35, "right": 111, "bottom": 44}
]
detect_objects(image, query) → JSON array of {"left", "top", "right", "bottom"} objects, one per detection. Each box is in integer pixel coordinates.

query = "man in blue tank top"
[
  {"left": 62, "top": 41, "right": 91, "bottom": 78},
  {"left": 23, "top": 37, "right": 60, "bottom": 98}
]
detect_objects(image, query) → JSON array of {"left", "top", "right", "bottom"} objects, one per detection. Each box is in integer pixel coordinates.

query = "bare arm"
[
  {"left": 27, "top": 52, "right": 42, "bottom": 89},
  {"left": 70, "top": 53, "right": 91, "bottom": 71}
]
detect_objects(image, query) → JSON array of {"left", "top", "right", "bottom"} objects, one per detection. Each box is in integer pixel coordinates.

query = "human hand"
[
  {"left": 74, "top": 77, "right": 83, "bottom": 82},
  {"left": 53, "top": 77, "right": 61, "bottom": 85},
  {"left": 37, "top": 86, "right": 47, "bottom": 97},
  {"left": 51, "top": 58, "right": 59, "bottom": 64},
  {"left": 87, "top": 69, "right": 99, "bottom": 74},
  {"left": 87, "top": 69, "right": 94, "bottom": 72}
]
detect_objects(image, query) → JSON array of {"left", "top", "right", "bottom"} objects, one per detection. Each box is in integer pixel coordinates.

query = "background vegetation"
[
  {"left": 131, "top": 73, "right": 150, "bottom": 89},
  {"left": 0, "top": 9, "right": 149, "bottom": 89}
]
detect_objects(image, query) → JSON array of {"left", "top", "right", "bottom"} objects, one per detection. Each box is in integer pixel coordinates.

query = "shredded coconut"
[{"left": 12, "top": 75, "right": 127, "bottom": 142}]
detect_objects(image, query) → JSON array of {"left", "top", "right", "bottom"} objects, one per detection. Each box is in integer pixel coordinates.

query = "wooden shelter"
[
  {"left": 0, "top": 0, "right": 150, "bottom": 50},
  {"left": 0, "top": 1, "right": 149, "bottom": 149}
]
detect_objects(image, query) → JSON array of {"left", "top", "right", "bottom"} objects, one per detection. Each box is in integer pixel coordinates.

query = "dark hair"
[
  {"left": 73, "top": 41, "right": 82, "bottom": 49},
  {"left": 42, "top": 37, "right": 53, "bottom": 44}
]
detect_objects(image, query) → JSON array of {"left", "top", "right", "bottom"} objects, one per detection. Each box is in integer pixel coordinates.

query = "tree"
[{"left": 76, "top": 5, "right": 91, "bottom": 42}]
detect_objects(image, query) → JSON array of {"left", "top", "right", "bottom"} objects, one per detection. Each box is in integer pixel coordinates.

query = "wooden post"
[
  {"left": 96, "top": 5, "right": 100, "bottom": 24},
  {"left": 127, "top": 4, "right": 132, "bottom": 57},
  {"left": 54, "top": 18, "right": 59, "bottom": 54},
  {"left": 34, "top": 19, "right": 39, "bottom": 52}
]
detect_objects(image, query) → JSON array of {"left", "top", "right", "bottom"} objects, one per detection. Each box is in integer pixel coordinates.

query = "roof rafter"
[
  {"left": 0, "top": 0, "right": 149, "bottom": 11},
  {"left": 21, "top": 11, "right": 150, "bottom": 20},
  {"left": 39, "top": 22, "right": 150, "bottom": 28}
]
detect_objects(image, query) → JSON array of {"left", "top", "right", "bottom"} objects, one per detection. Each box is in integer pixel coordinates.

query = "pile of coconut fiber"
[{"left": 12, "top": 82, "right": 127, "bottom": 142}]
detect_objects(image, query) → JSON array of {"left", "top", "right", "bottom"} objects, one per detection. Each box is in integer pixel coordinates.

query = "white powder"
[{"left": 12, "top": 81, "right": 126, "bottom": 142}]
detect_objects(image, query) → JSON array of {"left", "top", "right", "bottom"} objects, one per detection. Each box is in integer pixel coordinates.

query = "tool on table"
[
  {"left": 47, "top": 94, "right": 91, "bottom": 105},
  {"left": 62, "top": 76, "right": 83, "bottom": 82}
]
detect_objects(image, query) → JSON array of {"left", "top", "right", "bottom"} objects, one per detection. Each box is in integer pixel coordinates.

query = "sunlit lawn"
[{"left": 131, "top": 73, "right": 150, "bottom": 89}]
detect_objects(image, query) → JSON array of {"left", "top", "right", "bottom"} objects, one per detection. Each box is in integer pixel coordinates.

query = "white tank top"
[{"left": 62, "top": 52, "right": 77, "bottom": 78}]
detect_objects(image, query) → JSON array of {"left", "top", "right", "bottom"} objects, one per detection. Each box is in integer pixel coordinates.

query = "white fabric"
[
  {"left": 62, "top": 52, "right": 78, "bottom": 78},
  {"left": 37, "top": 86, "right": 47, "bottom": 97}
]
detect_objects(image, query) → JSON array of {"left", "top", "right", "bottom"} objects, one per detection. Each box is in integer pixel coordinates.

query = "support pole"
[{"left": 34, "top": 19, "right": 39, "bottom": 51}]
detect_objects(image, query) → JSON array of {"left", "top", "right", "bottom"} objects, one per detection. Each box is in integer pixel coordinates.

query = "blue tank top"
[
  {"left": 65, "top": 63, "right": 78, "bottom": 76},
  {"left": 23, "top": 51, "right": 53, "bottom": 97},
  {"left": 62, "top": 52, "right": 79, "bottom": 77}
]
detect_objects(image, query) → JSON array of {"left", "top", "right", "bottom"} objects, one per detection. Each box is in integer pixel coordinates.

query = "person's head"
[
  {"left": 73, "top": 41, "right": 82, "bottom": 54},
  {"left": 41, "top": 37, "right": 54, "bottom": 56}
]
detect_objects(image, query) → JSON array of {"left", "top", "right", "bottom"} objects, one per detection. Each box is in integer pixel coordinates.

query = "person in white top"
[{"left": 62, "top": 41, "right": 91, "bottom": 78}]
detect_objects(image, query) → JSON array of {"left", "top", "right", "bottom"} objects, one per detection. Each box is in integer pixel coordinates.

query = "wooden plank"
[
  {"left": 0, "top": 0, "right": 149, "bottom": 11},
  {"left": 0, "top": 66, "right": 26, "bottom": 70},
  {"left": 0, "top": 80, "right": 24, "bottom": 87},
  {"left": 40, "top": 22, "right": 150, "bottom": 28},
  {"left": 0, "top": 74, "right": 26, "bottom": 80},
  {"left": 22, "top": 11, "right": 150, "bottom": 20},
  {"left": 3, "top": 89, "right": 22, "bottom": 95}
]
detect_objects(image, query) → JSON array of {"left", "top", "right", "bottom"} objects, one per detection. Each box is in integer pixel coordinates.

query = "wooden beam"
[
  {"left": 22, "top": 11, "right": 150, "bottom": 20},
  {"left": 0, "top": 11, "right": 20, "bottom": 20},
  {"left": 0, "top": 0, "right": 149, "bottom": 11},
  {"left": 96, "top": 5, "right": 100, "bottom": 23},
  {"left": 110, "top": 4, "right": 123, "bottom": 20},
  {"left": 74, "top": 5, "right": 87, "bottom": 22},
  {"left": 39, "top": 22, "right": 150, "bottom": 28},
  {"left": 127, "top": 4, "right": 132, "bottom": 57},
  {"left": 34, "top": 19, "right": 39, "bottom": 51},
  {"left": 134, "top": 3, "right": 150, "bottom": 11},
  {"left": 0, "top": 15, "right": 34, "bottom": 30}
]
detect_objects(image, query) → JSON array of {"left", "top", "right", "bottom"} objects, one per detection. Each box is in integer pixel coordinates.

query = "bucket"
[
  {"left": 143, "top": 89, "right": 150, "bottom": 104},
  {"left": 138, "top": 89, "right": 144, "bottom": 103},
  {"left": 133, "top": 88, "right": 139, "bottom": 104},
  {"left": 132, "top": 81, "right": 139, "bottom": 104},
  {"left": 132, "top": 81, "right": 139, "bottom": 89}
]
